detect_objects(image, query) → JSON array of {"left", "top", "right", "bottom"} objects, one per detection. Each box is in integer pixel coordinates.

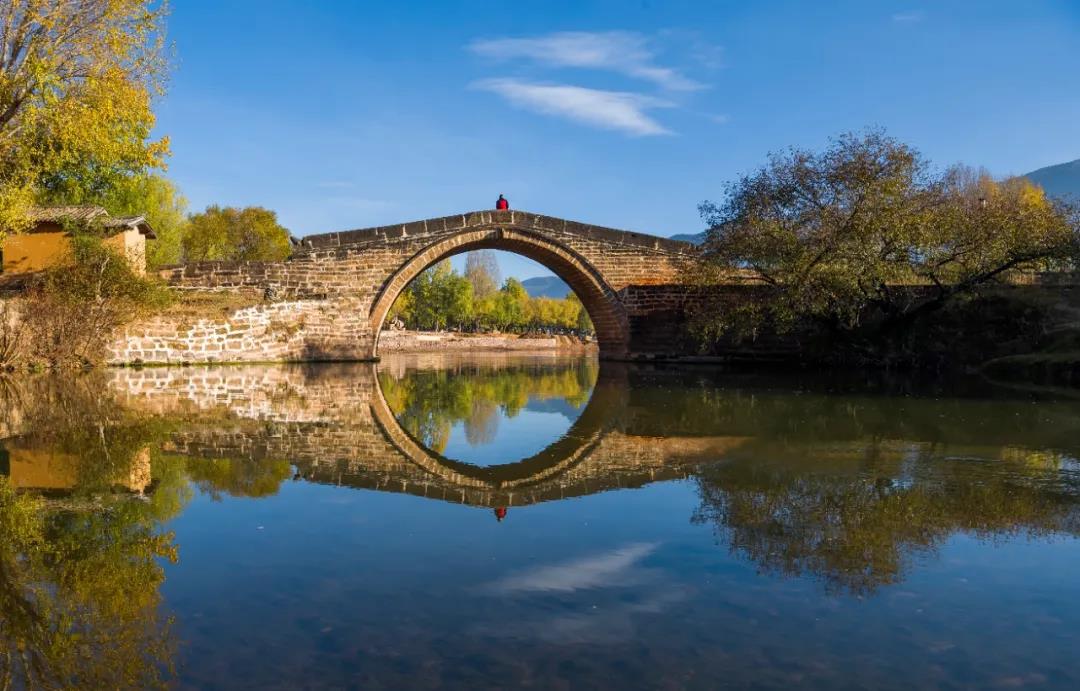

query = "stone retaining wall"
[
  {"left": 107, "top": 299, "right": 368, "bottom": 365},
  {"left": 106, "top": 304, "right": 587, "bottom": 365}
]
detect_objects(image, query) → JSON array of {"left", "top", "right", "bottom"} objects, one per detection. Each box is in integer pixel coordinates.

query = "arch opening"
[{"left": 368, "top": 227, "right": 630, "bottom": 359}]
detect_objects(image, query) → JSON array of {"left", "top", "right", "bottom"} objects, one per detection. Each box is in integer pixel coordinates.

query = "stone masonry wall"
[{"left": 107, "top": 299, "right": 369, "bottom": 365}]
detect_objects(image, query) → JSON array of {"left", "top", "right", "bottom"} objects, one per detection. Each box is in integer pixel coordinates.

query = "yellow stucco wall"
[
  {"left": 104, "top": 228, "right": 148, "bottom": 276},
  {"left": 1, "top": 226, "right": 148, "bottom": 275},
  {"left": 1, "top": 228, "right": 73, "bottom": 273}
]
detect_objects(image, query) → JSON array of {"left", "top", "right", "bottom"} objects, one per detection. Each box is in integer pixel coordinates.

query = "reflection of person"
[
  {"left": 495, "top": 194, "right": 509, "bottom": 210},
  {"left": 494, "top": 507, "right": 508, "bottom": 522}
]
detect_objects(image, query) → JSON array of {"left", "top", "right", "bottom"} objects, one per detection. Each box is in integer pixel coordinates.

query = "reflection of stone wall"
[{"left": 107, "top": 365, "right": 377, "bottom": 423}]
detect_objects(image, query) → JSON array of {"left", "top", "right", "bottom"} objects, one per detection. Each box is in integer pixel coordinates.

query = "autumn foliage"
[{"left": 0, "top": 0, "right": 169, "bottom": 235}]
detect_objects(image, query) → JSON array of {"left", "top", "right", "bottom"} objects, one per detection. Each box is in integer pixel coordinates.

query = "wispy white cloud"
[
  {"left": 470, "top": 31, "right": 703, "bottom": 92},
  {"left": 485, "top": 542, "right": 660, "bottom": 594},
  {"left": 892, "top": 10, "right": 925, "bottom": 24},
  {"left": 472, "top": 79, "right": 673, "bottom": 137}
]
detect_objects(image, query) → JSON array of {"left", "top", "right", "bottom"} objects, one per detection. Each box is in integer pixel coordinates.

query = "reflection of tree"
[
  {"left": 379, "top": 360, "right": 598, "bottom": 454},
  {"left": 0, "top": 478, "right": 178, "bottom": 688},
  {"left": 465, "top": 399, "right": 499, "bottom": 446},
  {"left": 623, "top": 371, "right": 1080, "bottom": 453},
  {"left": 0, "top": 375, "right": 187, "bottom": 687},
  {"left": 693, "top": 447, "right": 1080, "bottom": 594},
  {"left": 185, "top": 457, "right": 292, "bottom": 499}
]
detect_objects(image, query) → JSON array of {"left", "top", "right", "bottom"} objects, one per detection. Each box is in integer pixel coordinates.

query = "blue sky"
[{"left": 158, "top": 1, "right": 1080, "bottom": 279}]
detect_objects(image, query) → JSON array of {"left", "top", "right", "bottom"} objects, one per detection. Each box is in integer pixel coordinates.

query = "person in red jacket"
[
  {"left": 494, "top": 507, "right": 508, "bottom": 522},
  {"left": 495, "top": 194, "right": 509, "bottom": 210}
]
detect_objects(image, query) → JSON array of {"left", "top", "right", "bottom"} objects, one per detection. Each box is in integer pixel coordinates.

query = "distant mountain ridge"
[
  {"left": 521, "top": 275, "right": 571, "bottom": 299},
  {"left": 669, "top": 231, "right": 706, "bottom": 245},
  {"left": 1025, "top": 158, "right": 1080, "bottom": 201}
]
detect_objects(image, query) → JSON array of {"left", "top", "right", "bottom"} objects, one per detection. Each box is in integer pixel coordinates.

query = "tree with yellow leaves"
[
  {"left": 695, "top": 131, "right": 1080, "bottom": 351},
  {"left": 0, "top": 0, "right": 169, "bottom": 236}
]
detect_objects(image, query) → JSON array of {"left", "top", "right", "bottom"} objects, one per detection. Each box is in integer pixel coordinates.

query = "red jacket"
[{"left": 496, "top": 197, "right": 509, "bottom": 210}]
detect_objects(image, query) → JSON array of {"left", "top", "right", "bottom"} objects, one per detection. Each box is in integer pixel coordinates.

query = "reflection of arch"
[
  {"left": 369, "top": 365, "right": 628, "bottom": 493},
  {"left": 368, "top": 227, "right": 630, "bottom": 359}
]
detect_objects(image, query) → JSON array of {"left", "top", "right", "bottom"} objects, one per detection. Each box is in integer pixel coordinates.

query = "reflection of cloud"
[
  {"left": 476, "top": 542, "right": 685, "bottom": 644},
  {"left": 486, "top": 542, "right": 659, "bottom": 594},
  {"left": 471, "top": 79, "right": 672, "bottom": 137},
  {"left": 494, "top": 591, "right": 688, "bottom": 645},
  {"left": 470, "top": 31, "right": 702, "bottom": 91}
]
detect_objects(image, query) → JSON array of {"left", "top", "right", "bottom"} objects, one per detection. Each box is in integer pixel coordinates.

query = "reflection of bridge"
[{"left": 110, "top": 364, "right": 742, "bottom": 507}]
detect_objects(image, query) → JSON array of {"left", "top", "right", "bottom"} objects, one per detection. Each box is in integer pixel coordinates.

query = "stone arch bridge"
[{"left": 126, "top": 210, "right": 706, "bottom": 363}]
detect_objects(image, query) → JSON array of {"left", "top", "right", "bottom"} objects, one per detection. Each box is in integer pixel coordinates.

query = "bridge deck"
[{"left": 299, "top": 209, "right": 699, "bottom": 255}]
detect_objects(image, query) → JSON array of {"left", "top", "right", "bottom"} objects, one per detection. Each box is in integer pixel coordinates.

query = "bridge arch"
[{"left": 367, "top": 226, "right": 630, "bottom": 359}]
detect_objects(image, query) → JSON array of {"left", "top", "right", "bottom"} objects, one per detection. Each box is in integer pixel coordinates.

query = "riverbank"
[{"left": 378, "top": 329, "right": 595, "bottom": 353}]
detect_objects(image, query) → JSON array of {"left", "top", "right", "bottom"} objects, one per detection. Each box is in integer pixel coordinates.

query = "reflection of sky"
[
  {"left": 163, "top": 476, "right": 1080, "bottom": 689},
  {"left": 442, "top": 405, "right": 576, "bottom": 467}
]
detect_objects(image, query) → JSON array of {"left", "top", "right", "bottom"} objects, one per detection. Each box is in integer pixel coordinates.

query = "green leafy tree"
[
  {"left": 41, "top": 174, "right": 189, "bottom": 268},
  {"left": 568, "top": 293, "right": 594, "bottom": 334},
  {"left": 493, "top": 278, "right": 528, "bottom": 332},
  {"left": 696, "top": 130, "right": 1080, "bottom": 348},
  {"left": 0, "top": 0, "right": 170, "bottom": 236},
  {"left": 182, "top": 205, "right": 292, "bottom": 262},
  {"left": 388, "top": 262, "right": 597, "bottom": 335},
  {"left": 406, "top": 260, "right": 473, "bottom": 331}
]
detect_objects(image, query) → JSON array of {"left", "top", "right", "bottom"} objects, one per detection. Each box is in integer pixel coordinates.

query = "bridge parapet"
[{"left": 298, "top": 209, "right": 699, "bottom": 256}]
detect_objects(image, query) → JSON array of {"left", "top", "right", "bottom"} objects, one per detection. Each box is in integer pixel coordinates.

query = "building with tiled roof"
[{"left": 1, "top": 206, "right": 156, "bottom": 276}]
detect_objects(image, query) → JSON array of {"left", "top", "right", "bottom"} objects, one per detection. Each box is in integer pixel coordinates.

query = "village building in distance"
[{"left": 0, "top": 206, "right": 156, "bottom": 276}]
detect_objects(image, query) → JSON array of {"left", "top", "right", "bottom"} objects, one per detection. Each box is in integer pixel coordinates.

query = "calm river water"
[{"left": 2, "top": 354, "right": 1080, "bottom": 689}]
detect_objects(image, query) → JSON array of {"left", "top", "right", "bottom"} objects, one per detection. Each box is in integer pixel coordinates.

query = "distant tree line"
[{"left": 388, "top": 250, "right": 594, "bottom": 336}]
